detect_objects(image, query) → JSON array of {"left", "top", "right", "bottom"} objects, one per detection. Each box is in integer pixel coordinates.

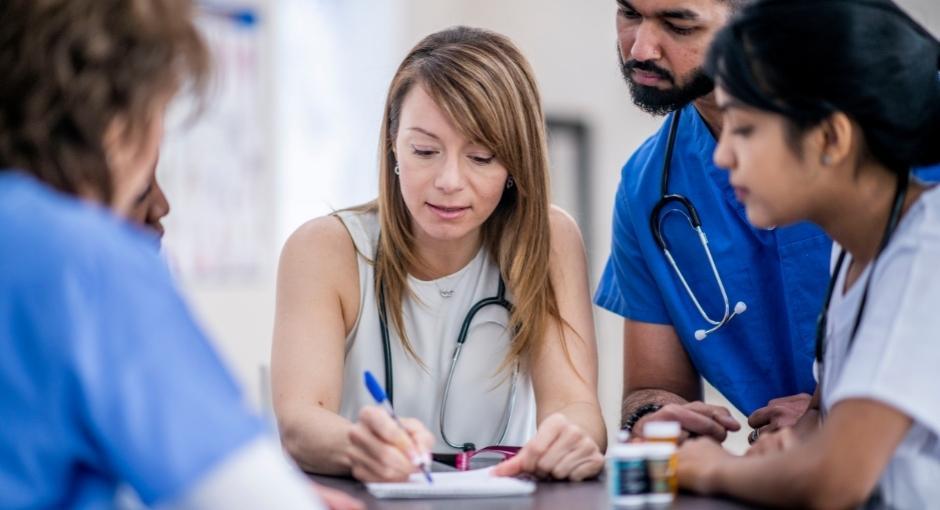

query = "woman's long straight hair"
[{"left": 358, "top": 26, "right": 567, "bottom": 371}]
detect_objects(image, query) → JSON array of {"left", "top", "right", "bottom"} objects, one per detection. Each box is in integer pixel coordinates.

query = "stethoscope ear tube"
[
  {"left": 651, "top": 109, "right": 698, "bottom": 250},
  {"left": 650, "top": 194, "right": 703, "bottom": 250},
  {"left": 455, "top": 278, "right": 513, "bottom": 346}
]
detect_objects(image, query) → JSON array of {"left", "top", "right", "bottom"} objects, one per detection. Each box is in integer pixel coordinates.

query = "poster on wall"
[{"left": 158, "top": 2, "right": 270, "bottom": 283}]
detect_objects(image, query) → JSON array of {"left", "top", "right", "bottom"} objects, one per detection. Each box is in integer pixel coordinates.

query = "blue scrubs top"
[
  {"left": 0, "top": 172, "right": 264, "bottom": 508},
  {"left": 596, "top": 104, "right": 940, "bottom": 415}
]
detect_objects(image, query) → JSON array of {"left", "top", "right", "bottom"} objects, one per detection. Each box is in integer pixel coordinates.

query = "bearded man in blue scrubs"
[{"left": 597, "top": 0, "right": 940, "bottom": 442}]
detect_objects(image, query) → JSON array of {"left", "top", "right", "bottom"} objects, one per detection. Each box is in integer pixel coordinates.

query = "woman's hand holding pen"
[
  {"left": 492, "top": 413, "right": 604, "bottom": 481},
  {"left": 346, "top": 405, "right": 435, "bottom": 482}
]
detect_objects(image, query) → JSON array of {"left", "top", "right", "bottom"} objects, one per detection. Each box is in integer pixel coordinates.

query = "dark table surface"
[{"left": 311, "top": 470, "right": 761, "bottom": 510}]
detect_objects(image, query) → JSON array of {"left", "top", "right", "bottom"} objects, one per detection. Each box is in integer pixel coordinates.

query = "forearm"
[
  {"left": 176, "top": 436, "right": 323, "bottom": 508},
  {"left": 548, "top": 400, "right": 608, "bottom": 453},
  {"left": 621, "top": 388, "right": 690, "bottom": 429},
  {"left": 621, "top": 321, "right": 702, "bottom": 429},
  {"left": 689, "top": 400, "right": 909, "bottom": 509},
  {"left": 278, "top": 405, "right": 354, "bottom": 475},
  {"left": 709, "top": 439, "right": 869, "bottom": 510},
  {"left": 710, "top": 447, "right": 823, "bottom": 508}
]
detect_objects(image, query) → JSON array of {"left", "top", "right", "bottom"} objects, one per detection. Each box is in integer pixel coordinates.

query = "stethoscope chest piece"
[{"left": 650, "top": 108, "right": 747, "bottom": 341}]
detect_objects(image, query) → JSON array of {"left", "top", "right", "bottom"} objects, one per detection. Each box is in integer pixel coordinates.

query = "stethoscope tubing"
[
  {"left": 815, "top": 171, "right": 910, "bottom": 411},
  {"left": 650, "top": 108, "right": 742, "bottom": 339},
  {"left": 378, "top": 274, "right": 517, "bottom": 451}
]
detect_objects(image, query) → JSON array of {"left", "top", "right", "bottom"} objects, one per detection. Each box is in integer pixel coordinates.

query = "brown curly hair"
[{"left": 0, "top": 0, "right": 210, "bottom": 201}]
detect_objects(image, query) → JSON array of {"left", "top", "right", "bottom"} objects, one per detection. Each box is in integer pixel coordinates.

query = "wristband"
[{"left": 623, "top": 403, "right": 663, "bottom": 432}]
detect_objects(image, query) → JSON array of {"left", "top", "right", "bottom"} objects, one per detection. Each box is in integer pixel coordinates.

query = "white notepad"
[{"left": 365, "top": 467, "right": 535, "bottom": 499}]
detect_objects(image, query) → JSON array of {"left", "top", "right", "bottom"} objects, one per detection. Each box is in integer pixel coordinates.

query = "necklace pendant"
[{"left": 439, "top": 289, "right": 455, "bottom": 298}]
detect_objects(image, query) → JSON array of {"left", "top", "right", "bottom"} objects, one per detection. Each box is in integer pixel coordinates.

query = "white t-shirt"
[{"left": 821, "top": 185, "right": 940, "bottom": 509}]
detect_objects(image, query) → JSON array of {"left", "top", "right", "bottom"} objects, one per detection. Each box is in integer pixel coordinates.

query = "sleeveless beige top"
[{"left": 334, "top": 209, "right": 536, "bottom": 452}]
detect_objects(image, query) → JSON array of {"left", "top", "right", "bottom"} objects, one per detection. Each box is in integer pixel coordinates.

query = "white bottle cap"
[
  {"left": 608, "top": 442, "right": 648, "bottom": 459},
  {"left": 643, "top": 420, "right": 681, "bottom": 440},
  {"left": 617, "top": 429, "right": 631, "bottom": 443}
]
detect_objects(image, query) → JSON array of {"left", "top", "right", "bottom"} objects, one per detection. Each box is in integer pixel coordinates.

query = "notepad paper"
[{"left": 365, "top": 467, "right": 535, "bottom": 499}]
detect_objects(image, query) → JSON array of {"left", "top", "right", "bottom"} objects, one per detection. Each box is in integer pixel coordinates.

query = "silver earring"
[
  {"left": 506, "top": 177, "right": 514, "bottom": 189},
  {"left": 821, "top": 155, "right": 832, "bottom": 166},
  {"left": 394, "top": 164, "right": 400, "bottom": 176}
]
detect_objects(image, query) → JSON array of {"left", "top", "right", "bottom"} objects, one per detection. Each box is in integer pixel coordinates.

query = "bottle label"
[
  {"left": 647, "top": 456, "right": 677, "bottom": 495},
  {"left": 616, "top": 458, "right": 649, "bottom": 496}
]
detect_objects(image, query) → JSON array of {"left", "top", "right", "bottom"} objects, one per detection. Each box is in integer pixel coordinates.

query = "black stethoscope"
[
  {"left": 650, "top": 107, "right": 748, "bottom": 341},
  {"left": 377, "top": 274, "right": 517, "bottom": 451},
  {"left": 814, "top": 172, "right": 910, "bottom": 405}
]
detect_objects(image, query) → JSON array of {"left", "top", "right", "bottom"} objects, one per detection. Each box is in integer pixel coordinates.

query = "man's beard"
[{"left": 618, "top": 49, "right": 714, "bottom": 116}]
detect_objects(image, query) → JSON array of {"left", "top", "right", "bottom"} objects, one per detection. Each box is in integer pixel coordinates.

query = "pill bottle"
[
  {"left": 643, "top": 420, "right": 681, "bottom": 444},
  {"left": 645, "top": 442, "right": 677, "bottom": 505},
  {"left": 607, "top": 443, "right": 648, "bottom": 507}
]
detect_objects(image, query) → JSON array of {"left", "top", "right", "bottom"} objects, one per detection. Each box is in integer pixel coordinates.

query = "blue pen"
[{"left": 364, "top": 370, "right": 433, "bottom": 483}]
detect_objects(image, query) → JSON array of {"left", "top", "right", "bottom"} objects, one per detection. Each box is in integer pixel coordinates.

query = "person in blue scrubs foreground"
[
  {"left": 598, "top": 0, "right": 940, "bottom": 442},
  {"left": 0, "top": 1, "right": 359, "bottom": 508},
  {"left": 678, "top": 1, "right": 940, "bottom": 507}
]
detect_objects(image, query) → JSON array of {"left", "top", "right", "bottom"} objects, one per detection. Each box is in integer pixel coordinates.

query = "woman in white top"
[
  {"left": 677, "top": 0, "right": 940, "bottom": 508},
  {"left": 272, "top": 26, "right": 606, "bottom": 483}
]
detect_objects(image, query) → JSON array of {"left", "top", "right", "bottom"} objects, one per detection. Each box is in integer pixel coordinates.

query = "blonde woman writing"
[{"left": 272, "top": 26, "right": 606, "bottom": 483}]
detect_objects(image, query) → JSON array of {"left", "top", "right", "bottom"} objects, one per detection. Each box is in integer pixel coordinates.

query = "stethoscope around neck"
[
  {"left": 650, "top": 107, "right": 747, "bottom": 341},
  {"left": 377, "top": 272, "right": 517, "bottom": 451},
  {"left": 814, "top": 171, "right": 910, "bottom": 410}
]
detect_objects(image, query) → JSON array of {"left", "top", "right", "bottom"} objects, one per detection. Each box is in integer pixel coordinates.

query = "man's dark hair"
[
  {"left": 0, "top": 0, "right": 210, "bottom": 201},
  {"left": 707, "top": 0, "right": 940, "bottom": 173}
]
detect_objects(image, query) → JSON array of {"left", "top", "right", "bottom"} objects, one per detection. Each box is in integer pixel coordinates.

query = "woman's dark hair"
[
  {"left": 0, "top": 0, "right": 210, "bottom": 201},
  {"left": 706, "top": 0, "right": 940, "bottom": 174}
]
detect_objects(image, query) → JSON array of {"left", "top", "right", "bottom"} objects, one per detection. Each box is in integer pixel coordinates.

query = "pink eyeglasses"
[{"left": 433, "top": 445, "right": 521, "bottom": 471}]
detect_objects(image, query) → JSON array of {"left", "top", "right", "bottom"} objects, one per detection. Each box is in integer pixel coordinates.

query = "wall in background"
[
  {"left": 164, "top": 0, "right": 940, "bottom": 447},
  {"left": 161, "top": 0, "right": 404, "bottom": 414}
]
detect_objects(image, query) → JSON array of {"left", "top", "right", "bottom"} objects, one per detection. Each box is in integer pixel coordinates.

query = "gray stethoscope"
[
  {"left": 378, "top": 276, "right": 517, "bottom": 451},
  {"left": 650, "top": 108, "right": 747, "bottom": 341}
]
